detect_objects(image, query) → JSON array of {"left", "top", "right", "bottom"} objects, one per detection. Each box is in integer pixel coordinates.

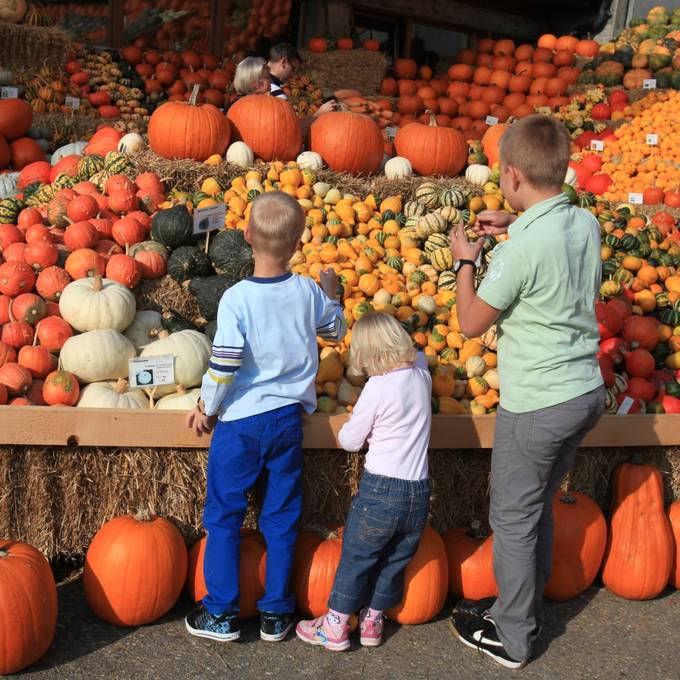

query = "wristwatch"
[{"left": 454, "top": 259, "right": 477, "bottom": 273}]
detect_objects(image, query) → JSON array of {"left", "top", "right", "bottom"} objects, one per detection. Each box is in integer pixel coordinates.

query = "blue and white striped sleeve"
[
  {"left": 200, "top": 296, "right": 244, "bottom": 416},
  {"left": 314, "top": 287, "right": 347, "bottom": 343}
]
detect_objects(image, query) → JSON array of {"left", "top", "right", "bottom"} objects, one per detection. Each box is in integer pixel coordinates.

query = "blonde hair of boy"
[
  {"left": 234, "top": 56, "right": 268, "bottom": 95},
  {"left": 350, "top": 313, "right": 417, "bottom": 377},
  {"left": 248, "top": 191, "right": 305, "bottom": 260},
  {"left": 499, "top": 115, "right": 571, "bottom": 190}
]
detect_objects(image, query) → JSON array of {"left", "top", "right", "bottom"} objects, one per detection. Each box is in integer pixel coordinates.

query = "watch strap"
[{"left": 456, "top": 259, "right": 477, "bottom": 271}]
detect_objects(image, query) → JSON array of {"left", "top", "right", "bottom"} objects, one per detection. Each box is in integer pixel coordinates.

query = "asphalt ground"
[{"left": 14, "top": 576, "right": 680, "bottom": 680}]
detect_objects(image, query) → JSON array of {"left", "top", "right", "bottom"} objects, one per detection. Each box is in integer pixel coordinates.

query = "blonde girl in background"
[
  {"left": 296, "top": 312, "right": 432, "bottom": 651},
  {"left": 233, "top": 56, "right": 272, "bottom": 96}
]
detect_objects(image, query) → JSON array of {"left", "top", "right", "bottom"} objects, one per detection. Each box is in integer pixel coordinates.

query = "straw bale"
[
  {"left": 299, "top": 49, "right": 387, "bottom": 97},
  {"left": 1, "top": 444, "right": 677, "bottom": 561},
  {"left": 134, "top": 276, "right": 202, "bottom": 325},
  {"left": 0, "top": 23, "right": 72, "bottom": 71}
]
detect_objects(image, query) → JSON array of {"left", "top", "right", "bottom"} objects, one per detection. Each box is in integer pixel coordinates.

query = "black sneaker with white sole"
[
  {"left": 449, "top": 611, "right": 527, "bottom": 670},
  {"left": 185, "top": 604, "right": 240, "bottom": 642},
  {"left": 260, "top": 611, "right": 295, "bottom": 642},
  {"left": 454, "top": 598, "right": 542, "bottom": 639}
]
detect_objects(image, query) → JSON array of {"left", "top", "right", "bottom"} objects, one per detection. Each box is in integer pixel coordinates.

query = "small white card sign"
[
  {"left": 646, "top": 133, "right": 659, "bottom": 146},
  {"left": 385, "top": 125, "right": 398, "bottom": 141},
  {"left": 485, "top": 115, "right": 499, "bottom": 126},
  {"left": 616, "top": 395, "right": 635, "bottom": 415},
  {"left": 192, "top": 203, "right": 226, "bottom": 234},
  {"left": 628, "top": 192, "right": 644, "bottom": 205},
  {"left": 590, "top": 139, "right": 604, "bottom": 152},
  {"left": 129, "top": 355, "right": 175, "bottom": 388},
  {"left": 643, "top": 79, "right": 657, "bottom": 90},
  {"left": 1, "top": 87, "right": 18, "bottom": 99},
  {"left": 65, "top": 96, "right": 80, "bottom": 110}
]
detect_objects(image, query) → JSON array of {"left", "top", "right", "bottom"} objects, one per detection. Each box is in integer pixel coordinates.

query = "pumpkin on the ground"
[{"left": 442, "top": 522, "right": 497, "bottom": 599}]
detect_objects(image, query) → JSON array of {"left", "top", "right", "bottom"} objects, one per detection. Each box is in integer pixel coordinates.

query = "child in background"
[
  {"left": 233, "top": 56, "right": 272, "bottom": 96},
  {"left": 185, "top": 192, "right": 346, "bottom": 643},
  {"left": 296, "top": 312, "right": 432, "bottom": 651}
]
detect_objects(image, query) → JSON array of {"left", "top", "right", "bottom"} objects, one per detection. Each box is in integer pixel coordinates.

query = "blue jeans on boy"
[
  {"left": 328, "top": 471, "right": 430, "bottom": 613},
  {"left": 202, "top": 403, "right": 303, "bottom": 616}
]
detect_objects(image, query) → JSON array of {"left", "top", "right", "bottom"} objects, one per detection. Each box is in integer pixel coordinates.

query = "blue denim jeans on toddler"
[
  {"left": 328, "top": 471, "right": 431, "bottom": 614},
  {"left": 202, "top": 403, "right": 303, "bottom": 616}
]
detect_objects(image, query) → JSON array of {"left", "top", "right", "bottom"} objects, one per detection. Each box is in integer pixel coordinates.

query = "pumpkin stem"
[
  {"left": 467, "top": 519, "right": 489, "bottom": 539},
  {"left": 0, "top": 548, "right": 8, "bottom": 558},
  {"left": 114, "top": 378, "right": 128, "bottom": 394},
  {"left": 426, "top": 110, "right": 437, "bottom": 127},
  {"left": 134, "top": 507, "right": 153, "bottom": 522},
  {"left": 303, "top": 523, "right": 339, "bottom": 540},
  {"left": 176, "top": 385, "right": 187, "bottom": 396},
  {"left": 559, "top": 493, "right": 576, "bottom": 505},
  {"left": 157, "top": 329, "right": 170, "bottom": 339},
  {"left": 92, "top": 275, "right": 104, "bottom": 292},
  {"left": 188, "top": 84, "right": 201, "bottom": 107}
]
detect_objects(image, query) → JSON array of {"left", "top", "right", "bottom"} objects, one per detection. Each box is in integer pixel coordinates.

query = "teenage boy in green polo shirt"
[{"left": 448, "top": 115, "right": 605, "bottom": 669}]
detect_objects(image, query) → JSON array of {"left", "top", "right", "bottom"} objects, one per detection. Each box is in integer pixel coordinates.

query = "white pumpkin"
[
  {"left": 225, "top": 141, "right": 254, "bottom": 168},
  {"left": 77, "top": 378, "right": 149, "bottom": 409},
  {"left": 117, "top": 132, "right": 145, "bottom": 154},
  {"left": 155, "top": 386, "right": 202, "bottom": 411},
  {"left": 312, "top": 181, "right": 330, "bottom": 198},
  {"left": 140, "top": 329, "right": 211, "bottom": 395},
  {"left": 384, "top": 156, "right": 413, "bottom": 179},
  {"left": 60, "top": 329, "right": 136, "bottom": 383},
  {"left": 564, "top": 166, "right": 577, "bottom": 186},
  {"left": 123, "top": 310, "right": 162, "bottom": 353},
  {"left": 0, "top": 172, "right": 18, "bottom": 199},
  {"left": 59, "top": 276, "right": 136, "bottom": 333},
  {"left": 51, "top": 141, "right": 87, "bottom": 165},
  {"left": 465, "top": 164, "right": 492, "bottom": 186},
  {"left": 296, "top": 151, "right": 323, "bottom": 171}
]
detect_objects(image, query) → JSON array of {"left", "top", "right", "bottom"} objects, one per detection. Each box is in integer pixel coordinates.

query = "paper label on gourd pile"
[
  {"left": 385, "top": 126, "right": 398, "bottom": 141},
  {"left": 616, "top": 396, "right": 635, "bottom": 415},
  {"left": 1, "top": 87, "right": 18, "bottom": 99},
  {"left": 129, "top": 355, "right": 175, "bottom": 388},
  {"left": 193, "top": 204, "right": 226, "bottom": 234}
]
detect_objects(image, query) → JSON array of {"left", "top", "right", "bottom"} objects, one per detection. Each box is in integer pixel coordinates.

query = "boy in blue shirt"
[{"left": 185, "top": 191, "right": 346, "bottom": 643}]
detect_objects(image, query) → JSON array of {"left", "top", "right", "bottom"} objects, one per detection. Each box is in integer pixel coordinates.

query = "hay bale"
[
  {"left": 0, "top": 23, "right": 72, "bottom": 71},
  {"left": 135, "top": 276, "right": 202, "bottom": 325},
  {"left": 299, "top": 49, "right": 386, "bottom": 97},
  {"left": 1, "top": 444, "right": 678, "bottom": 560}
]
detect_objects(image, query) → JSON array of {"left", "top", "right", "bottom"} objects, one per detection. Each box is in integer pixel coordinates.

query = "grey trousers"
[{"left": 488, "top": 385, "right": 605, "bottom": 662}]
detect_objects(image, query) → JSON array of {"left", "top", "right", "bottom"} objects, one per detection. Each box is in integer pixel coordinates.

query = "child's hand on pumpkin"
[
  {"left": 472, "top": 210, "right": 516, "bottom": 236},
  {"left": 450, "top": 221, "right": 483, "bottom": 263},
  {"left": 319, "top": 268, "right": 341, "bottom": 300}
]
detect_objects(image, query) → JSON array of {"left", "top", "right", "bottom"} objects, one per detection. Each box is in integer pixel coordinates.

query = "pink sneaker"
[
  {"left": 359, "top": 609, "right": 383, "bottom": 647},
  {"left": 296, "top": 615, "right": 351, "bottom": 651}
]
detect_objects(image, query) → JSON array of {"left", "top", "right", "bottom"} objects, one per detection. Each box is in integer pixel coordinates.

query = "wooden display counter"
[{"left": 1, "top": 408, "right": 679, "bottom": 449}]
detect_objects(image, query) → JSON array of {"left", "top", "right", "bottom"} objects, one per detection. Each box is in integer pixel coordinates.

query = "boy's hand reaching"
[
  {"left": 450, "top": 221, "right": 483, "bottom": 263},
  {"left": 319, "top": 268, "right": 341, "bottom": 300},
  {"left": 186, "top": 407, "right": 217, "bottom": 437},
  {"left": 470, "top": 210, "right": 516, "bottom": 237}
]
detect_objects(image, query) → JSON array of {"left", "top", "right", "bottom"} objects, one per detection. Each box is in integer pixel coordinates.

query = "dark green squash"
[
  {"left": 151, "top": 204, "right": 194, "bottom": 250},
  {"left": 207, "top": 229, "right": 254, "bottom": 279},
  {"left": 167, "top": 245, "right": 214, "bottom": 282},
  {"left": 187, "top": 275, "right": 238, "bottom": 321},
  {"left": 161, "top": 309, "right": 199, "bottom": 333}
]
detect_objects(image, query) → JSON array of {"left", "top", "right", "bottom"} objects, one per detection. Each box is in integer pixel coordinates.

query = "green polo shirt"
[{"left": 477, "top": 193, "right": 603, "bottom": 413}]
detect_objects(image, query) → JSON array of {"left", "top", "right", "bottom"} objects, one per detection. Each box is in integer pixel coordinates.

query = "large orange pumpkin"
[
  {"left": 544, "top": 491, "right": 607, "bottom": 601},
  {"left": 442, "top": 523, "right": 497, "bottom": 600},
  {"left": 227, "top": 94, "right": 301, "bottom": 162},
  {"left": 149, "top": 89, "right": 230, "bottom": 162},
  {"left": 0, "top": 98, "right": 32, "bottom": 141},
  {"left": 0, "top": 540, "right": 57, "bottom": 675},
  {"left": 9, "top": 137, "right": 46, "bottom": 170},
  {"left": 601, "top": 459, "right": 673, "bottom": 600},
  {"left": 186, "top": 532, "right": 266, "bottom": 619},
  {"left": 83, "top": 508, "right": 188, "bottom": 626},
  {"left": 394, "top": 112, "right": 466, "bottom": 176},
  {"left": 308, "top": 111, "right": 383, "bottom": 175},
  {"left": 386, "top": 526, "right": 448, "bottom": 624},
  {"left": 481, "top": 123, "right": 507, "bottom": 167},
  {"left": 292, "top": 525, "right": 343, "bottom": 617},
  {"left": 669, "top": 501, "right": 680, "bottom": 589}
]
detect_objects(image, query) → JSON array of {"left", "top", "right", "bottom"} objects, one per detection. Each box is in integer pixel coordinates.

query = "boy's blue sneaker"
[
  {"left": 185, "top": 604, "right": 240, "bottom": 642},
  {"left": 260, "top": 611, "right": 295, "bottom": 642}
]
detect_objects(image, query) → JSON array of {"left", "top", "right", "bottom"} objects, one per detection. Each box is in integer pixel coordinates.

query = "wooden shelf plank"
[{"left": 0, "top": 408, "right": 679, "bottom": 450}]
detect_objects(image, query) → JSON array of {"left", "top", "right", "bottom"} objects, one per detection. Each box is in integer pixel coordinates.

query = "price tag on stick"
[
  {"left": 385, "top": 126, "right": 398, "bottom": 141},
  {"left": 129, "top": 355, "right": 175, "bottom": 388},
  {"left": 65, "top": 96, "right": 80, "bottom": 110},
  {"left": 193, "top": 203, "right": 226, "bottom": 235},
  {"left": 616, "top": 396, "right": 635, "bottom": 415},
  {"left": 643, "top": 79, "right": 657, "bottom": 90},
  {"left": 590, "top": 139, "right": 604, "bottom": 152},
  {"left": 1, "top": 87, "right": 18, "bottom": 99},
  {"left": 485, "top": 115, "right": 499, "bottom": 126},
  {"left": 646, "top": 133, "right": 659, "bottom": 146},
  {"left": 628, "top": 192, "right": 644, "bottom": 205}
]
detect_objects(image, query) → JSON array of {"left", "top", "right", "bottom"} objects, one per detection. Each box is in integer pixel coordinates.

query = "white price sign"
[
  {"left": 65, "top": 96, "right": 80, "bottom": 110},
  {"left": 646, "top": 133, "right": 659, "bottom": 146},
  {"left": 616, "top": 395, "right": 635, "bottom": 415},
  {"left": 590, "top": 139, "right": 604, "bottom": 152},
  {"left": 485, "top": 115, "right": 499, "bottom": 126},
  {"left": 129, "top": 355, "right": 175, "bottom": 388},
  {"left": 643, "top": 79, "right": 657, "bottom": 90},
  {"left": 385, "top": 125, "right": 398, "bottom": 141},
  {"left": 628, "top": 192, "right": 644, "bottom": 205},
  {"left": 1, "top": 87, "right": 18, "bottom": 99},
  {"left": 193, "top": 203, "right": 226, "bottom": 234}
]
